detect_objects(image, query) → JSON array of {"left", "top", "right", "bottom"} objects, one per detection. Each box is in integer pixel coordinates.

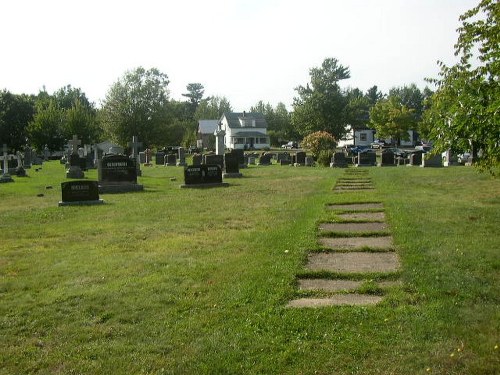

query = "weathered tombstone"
[
  {"left": 164, "top": 154, "right": 177, "bottom": 166},
  {"left": 380, "top": 150, "right": 395, "bottom": 166},
  {"left": 139, "top": 152, "right": 146, "bottom": 164},
  {"left": 442, "top": 150, "right": 456, "bottom": 167},
  {"left": 59, "top": 180, "right": 104, "bottom": 206},
  {"left": 144, "top": 148, "right": 152, "bottom": 165},
  {"left": 407, "top": 151, "right": 423, "bottom": 166},
  {"left": 305, "top": 156, "right": 314, "bottom": 166},
  {"left": 248, "top": 156, "right": 256, "bottom": 165},
  {"left": 23, "top": 145, "right": 32, "bottom": 169},
  {"left": 223, "top": 152, "right": 242, "bottom": 178},
  {"left": 295, "top": 151, "right": 306, "bottom": 166},
  {"left": 0, "top": 144, "right": 14, "bottom": 183},
  {"left": 215, "top": 128, "right": 225, "bottom": 155},
  {"left": 330, "top": 152, "right": 348, "bottom": 168},
  {"left": 421, "top": 154, "right": 442, "bottom": 167},
  {"left": 258, "top": 153, "right": 272, "bottom": 165},
  {"left": 155, "top": 152, "right": 165, "bottom": 165},
  {"left": 204, "top": 154, "right": 224, "bottom": 168},
  {"left": 128, "top": 136, "right": 143, "bottom": 176},
  {"left": 356, "top": 152, "right": 376, "bottom": 166},
  {"left": 43, "top": 145, "right": 50, "bottom": 161},
  {"left": 7, "top": 155, "right": 17, "bottom": 174},
  {"left": 177, "top": 147, "right": 186, "bottom": 166},
  {"left": 98, "top": 154, "right": 144, "bottom": 193},
  {"left": 192, "top": 154, "right": 202, "bottom": 166},
  {"left": 181, "top": 165, "right": 228, "bottom": 188},
  {"left": 15, "top": 151, "right": 27, "bottom": 177},
  {"left": 66, "top": 135, "right": 85, "bottom": 179}
]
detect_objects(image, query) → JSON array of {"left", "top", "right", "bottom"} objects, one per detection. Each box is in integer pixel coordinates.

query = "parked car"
[
  {"left": 282, "top": 141, "right": 298, "bottom": 149},
  {"left": 457, "top": 152, "right": 471, "bottom": 164},
  {"left": 346, "top": 145, "right": 373, "bottom": 156},
  {"left": 370, "top": 140, "right": 386, "bottom": 149},
  {"left": 415, "top": 145, "right": 432, "bottom": 153}
]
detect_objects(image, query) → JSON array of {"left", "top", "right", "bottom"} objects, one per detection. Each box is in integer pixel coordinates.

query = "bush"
[
  {"left": 316, "top": 150, "right": 333, "bottom": 167},
  {"left": 301, "top": 131, "right": 337, "bottom": 158}
]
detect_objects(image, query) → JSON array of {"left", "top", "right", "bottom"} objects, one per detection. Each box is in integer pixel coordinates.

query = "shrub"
[{"left": 301, "top": 131, "right": 337, "bottom": 158}]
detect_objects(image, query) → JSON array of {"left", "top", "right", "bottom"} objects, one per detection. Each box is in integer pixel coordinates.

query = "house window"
[{"left": 360, "top": 133, "right": 367, "bottom": 141}]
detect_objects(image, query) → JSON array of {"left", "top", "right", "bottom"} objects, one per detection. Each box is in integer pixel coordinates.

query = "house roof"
[
  {"left": 221, "top": 112, "right": 268, "bottom": 129},
  {"left": 198, "top": 120, "right": 219, "bottom": 134}
]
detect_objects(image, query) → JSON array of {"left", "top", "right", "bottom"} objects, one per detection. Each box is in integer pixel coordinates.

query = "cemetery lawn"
[{"left": 1, "top": 161, "right": 499, "bottom": 374}]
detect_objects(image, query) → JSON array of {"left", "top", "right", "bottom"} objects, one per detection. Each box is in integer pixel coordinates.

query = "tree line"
[{"left": 0, "top": 0, "right": 497, "bottom": 170}]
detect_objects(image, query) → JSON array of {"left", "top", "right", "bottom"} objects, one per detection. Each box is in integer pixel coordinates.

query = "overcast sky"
[{"left": 0, "top": 0, "right": 478, "bottom": 110}]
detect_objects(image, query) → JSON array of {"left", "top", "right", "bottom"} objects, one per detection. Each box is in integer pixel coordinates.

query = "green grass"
[{"left": 1, "top": 162, "right": 499, "bottom": 374}]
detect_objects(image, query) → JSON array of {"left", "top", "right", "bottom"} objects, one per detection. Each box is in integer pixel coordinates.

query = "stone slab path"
[
  {"left": 288, "top": 168, "right": 402, "bottom": 308},
  {"left": 319, "top": 222, "right": 388, "bottom": 232}
]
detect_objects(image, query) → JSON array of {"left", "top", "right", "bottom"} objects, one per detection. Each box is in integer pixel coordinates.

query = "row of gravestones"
[{"left": 330, "top": 150, "right": 449, "bottom": 168}]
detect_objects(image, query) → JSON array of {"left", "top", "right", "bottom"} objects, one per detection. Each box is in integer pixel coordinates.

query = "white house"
[
  {"left": 217, "top": 112, "right": 269, "bottom": 150},
  {"left": 337, "top": 125, "right": 375, "bottom": 148}
]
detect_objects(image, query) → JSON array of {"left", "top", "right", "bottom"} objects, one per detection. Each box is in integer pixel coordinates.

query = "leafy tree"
[
  {"left": 100, "top": 67, "right": 170, "bottom": 147},
  {"left": 365, "top": 85, "right": 384, "bottom": 106},
  {"left": 182, "top": 83, "right": 205, "bottom": 119},
  {"left": 53, "top": 85, "right": 94, "bottom": 112},
  {"left": 64, "top": 99, "right": 100, "bottom": 144},
  {"left": 194, "top": 96, "right": 232, "bottom": 121},
  {"left": 301, "top": 130, "right": 337, "bottom": 166},
  {"left": 424, "top": 0, "right": 499, "bottom": 171},
  {"left": 292, "top": 58, "right": 351, "bottom": 139},
  {"left": 28, "top": 99, "right": 65, "bottom": 151},
  {"left": 250, "top": 101, "right": 294, "bottom": 145},
  {"left": 389, "top": 84, "right": 425, "bottom": 122},
  {"left": 0, "top": 90, "right": 35, "bottom": 150},
  {"left": 369, "top": 97, "right": 416, "bottom": 146}
]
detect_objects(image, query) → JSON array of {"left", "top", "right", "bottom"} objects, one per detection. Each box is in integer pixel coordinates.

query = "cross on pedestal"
[
  {"left": 128, "top": 136, "right": 143, "bottom": 158},
  {"left": 68, "top": 135, "right": 81, "bottom": 155}
]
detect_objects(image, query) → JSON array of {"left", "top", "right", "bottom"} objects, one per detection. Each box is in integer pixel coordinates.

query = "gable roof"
[
  {"left": 198, "top": 120, "right": 219, "bottom": 134},
  {"left": 221, "top": 112, "right": 268, "bottom": 129}
]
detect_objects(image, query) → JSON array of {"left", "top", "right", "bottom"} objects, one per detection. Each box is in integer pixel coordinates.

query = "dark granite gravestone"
[
  {"left": 291, "top": 154, "right": 296, "bottom": 165},
  {"left": 59, "top": 180, "right": 104, "bottom": 206},
  {"left": 155, "top": 152, "right": 165, "bottom": 165},
  {"left": 280, "top": 159, "right": 291, "bottom": 166},
  {"left": 223, "top": 153, "right": 242, "bottom": 178},
  {"left": 381, "top": 150, "right": 395, "bottom": 166},
  {"left": 295, "top": 151, "right": 306, "bottom": 166},
  {"left": 177, "top": 147, "right": 186, "bottom": 166},
  {"left": 421, "top": 153, "right": 442, "bottom": 167},
  {"left": 139, "top": 152, "right": 146, "bottom": 164},
  {"left": 204, "top": 154, "right": 224, "bottom": 168},
  {"left": 258, "top": 153, "right": 272, "bottom": 165},
  {"left": 23, "top": 145, "right": 32, "bottom": 169},
  {"left": 98, "top": 154, "right": 144, "bottom": 193},
  {"left": 192, "top": 154, "right": 202, "bottom": 166},
  {"left": 231, "top": 149, "right": 245, "bottom": 168},
  {"left": 165, "top": 154, "right": 177, "bottom": 166},
  {"left": 181, "top": 165, "right": 228, "bottom": 188},
  {"left": 330, "top": 152, "right": 348, "bottom": 168},
  {"left": 357, "top": 152, "right": 376, "bottom": 166},
  {"left": 276, "top": 152, "right": 290, "bottom": 164}
]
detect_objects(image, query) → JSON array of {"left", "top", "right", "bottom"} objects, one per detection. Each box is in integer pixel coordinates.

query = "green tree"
[
  {"left": 0, "top": 90, "right": 35, "bottom": 150},
  {"left": 365, "top": 85, "right": 384, "bottom": 106},
  {"left": 182, "top": 83, "right": 205, "bottom": 119},
  {"left": 250, "top": 101, "right": 294, "bottom": 146},
  {"left": 64, "top": 99, "right": 100, "bottom": 144},
  {"left": 301, "top": 130, "right": 337, "bottom": 166},
  {"left": 100, "top": 67, "right": 170, "bottom": 146},
  {"left": 389, "top": 84, "right": 425, "bottom": 122},
  {"left": 424, "top": 0, "right": 499, "bottom": 171},
  {"left": 28, "top": 99, "right": 65, "bottom": 151},
  {"left": 369, "top": 97, "right": 416, "bottom": 146},
  {"left": 292, "top": 58, "right": 351, "bottom": 139},
  {"left": 194, "top": 96, "right": 232, "bottom": 121}
]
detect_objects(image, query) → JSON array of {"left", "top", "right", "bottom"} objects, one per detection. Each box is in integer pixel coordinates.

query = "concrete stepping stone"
[
  {"left": 298, "top": 279, "right": 401, "bottom": 291},
  {"left": 319, "top": 222, "right": 388, "bottom": 232},
  {"left": 334, "top": 186, "right": 374, "bottom": 191},
  {"left": 336, "top": 212, "right": 386, "bottom": 221},
  {"left": 306, "top": 252, "right": 400, "bottom": 273},
  {"left": 319, "top": 236, "right": 394, "bottom": 250},
  {"left": 327, "top": 203, "right": 383, "bottom": 211},
  {"left": 287, "top": 295, "right": 383, "bottom": 307}
]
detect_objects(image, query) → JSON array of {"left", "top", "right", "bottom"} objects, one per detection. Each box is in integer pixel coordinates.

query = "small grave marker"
[{"left": 59, "top": 180, "right": 104, "bottom": 206}]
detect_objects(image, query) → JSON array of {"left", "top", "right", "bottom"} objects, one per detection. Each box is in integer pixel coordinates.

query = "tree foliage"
[
  {"left": 250, "top": 101, "right": 295, "bottom": 145},
  {"left": 194, "top": 96, "right": 232, "bottom": 121},
  {"left": 0, "top": 90, "right": 35, "bottom": 150},
  {"left": 292, "top": 58, "right": 352, "bottom": 139},
  {"left": 100, "top": 67, "right": 170, "bottom": 147},
  {"left": 423, "top": 0, "right": 499, "bottom": 171},
  {"left": 369, "top": 97, "right": 416, "bottom": 146}
]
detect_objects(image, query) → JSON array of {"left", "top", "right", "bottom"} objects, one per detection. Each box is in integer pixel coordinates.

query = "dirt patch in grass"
[
  {"left": 318, "top": 236, "right": 393, "bottom": 249},
  {"left": 327, "top": 203, "right": 383, "bottom": 210},
  {"left": 319, "top": 222, "right": 388, "bottom": 232},
  {"left": 287, "top": 295, "right": 383, "bottom": 307},
  {"left": 298, "top": 279, "right": 402, "bottom": 291},
  {"left": 306, "top": 252, "right": 400, "bottom": 273}
]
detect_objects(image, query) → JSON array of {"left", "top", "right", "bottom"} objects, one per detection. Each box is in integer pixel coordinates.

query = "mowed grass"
[{"left": 0, "top": 161, "right": 498, "bottom": 374}]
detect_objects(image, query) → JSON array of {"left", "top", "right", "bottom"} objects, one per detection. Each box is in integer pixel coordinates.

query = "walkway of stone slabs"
[{"left": 288, "top": 168, "right": 401, "bottom": 308}]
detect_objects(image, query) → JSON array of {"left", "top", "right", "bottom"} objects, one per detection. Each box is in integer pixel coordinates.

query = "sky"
[{"left": 0, "top": 0, "right": 479, "bottom": 111}]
